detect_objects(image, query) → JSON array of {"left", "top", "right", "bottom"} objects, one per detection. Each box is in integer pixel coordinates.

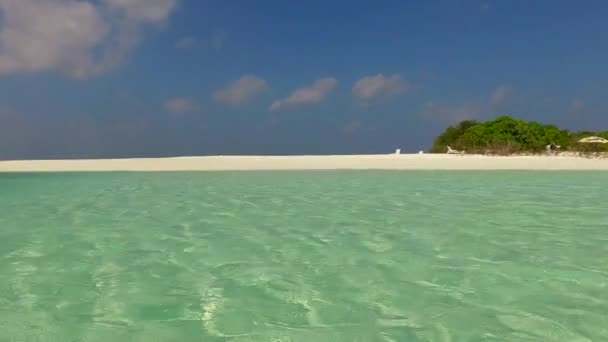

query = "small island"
[
  {"left": 430, "top": 116, "right": 608, "bottom": 155},
  {"left": 2, "top": 115, "right": 608, "bottom": 172}
]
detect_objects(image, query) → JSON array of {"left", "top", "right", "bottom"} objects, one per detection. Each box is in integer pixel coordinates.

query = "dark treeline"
[{"left": 431, "top": 116, "right": 608, "bottom": 154}]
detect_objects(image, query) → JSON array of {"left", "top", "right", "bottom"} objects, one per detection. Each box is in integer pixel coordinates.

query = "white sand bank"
[{"left": 1, "top": 154, "right": 608, "bottom": 172}]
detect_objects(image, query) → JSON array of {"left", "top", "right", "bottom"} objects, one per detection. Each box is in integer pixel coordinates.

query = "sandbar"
[{"left": 1, "top": 154, "right": 608, "bottom": 172}]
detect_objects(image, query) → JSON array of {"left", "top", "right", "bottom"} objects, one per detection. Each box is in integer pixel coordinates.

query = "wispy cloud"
[
  {"left": 177, "top": 30, "right": 226, "bottom": 51},
  {"left": 213, "top": 75, "right": 269, "bottom": 107},
  {"left": 0, "top": 106, "right": 30, "bottom": 159},
  {"left": 270, "top": 77, "right": 338, "bottom": 112},
  {"left": 420, "top": 84, "right": 513, "bottom": 124},
  {"left": 103, "top": 0, "right": 176, "bottom": 21},
  {"left": 175, "top": 36, "right": 197, "bottom": 49},
  {"left": 165, "top": 97, "right": 200, "bottom": 114},
  {"left": 419, "top": 101, "right": 483, "bottom": 124},
  {"left": 210, "top": 29, "right": 227, "bottom": 50},
  {"left": 0, "top": 0, "right": 178, "bottom": 79},
  {"left": 568, "top": 98, "right": 585, "bottom": 115},
  {"left": 353, "top": 73, "right": 409, "bottom": 104},
  {"left": 342, "top": 120, "right": 363, "bottom": 135},
  {"left": 490, "top": 84, "right": 512, "bottom": 107}
]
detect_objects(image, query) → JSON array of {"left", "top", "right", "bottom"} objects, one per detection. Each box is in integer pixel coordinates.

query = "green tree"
[
  {"left": 430, "top": 120, "right": 479, "bottom": 153},
  {"left": 432, "top": 116, "right": 574, "bottom": 154}
]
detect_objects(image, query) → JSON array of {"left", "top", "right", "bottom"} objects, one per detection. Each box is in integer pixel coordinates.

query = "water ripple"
[{"left": 0, "top": 171, "right": 606, "bottom": 341}]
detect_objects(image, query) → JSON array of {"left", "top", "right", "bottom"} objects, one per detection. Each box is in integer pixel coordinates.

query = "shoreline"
[{"left": 2, "top": 154, "right": 608, "bottom": 172}]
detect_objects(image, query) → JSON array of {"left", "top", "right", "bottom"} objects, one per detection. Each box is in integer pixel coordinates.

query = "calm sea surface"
[{"left": 1, "top": 172, "right": 607, "bottom": 341}]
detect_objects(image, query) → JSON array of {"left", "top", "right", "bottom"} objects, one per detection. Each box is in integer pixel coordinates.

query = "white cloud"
[
  {"left": 102, "top": 0, "right": 176, "bottom": 22},
  {"left": 213, "top": 74, "right": 269, "bottom": 106},
  {"left": 353, "top": 73, "right": 409, "bottom": 104},
  {"left": 175, "top": 36, "right": 197, "bottom": 49},
  {"left": 165, "top": 97, "right": 199, "bottom": 114},
  {"left": 0, "top": 0, "right": 178, "bottom": 79},
  {"left": 270, "top": 77, "right": 338, "bottom": 112}
]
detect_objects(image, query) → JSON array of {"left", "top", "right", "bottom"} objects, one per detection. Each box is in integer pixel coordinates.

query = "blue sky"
[{"left": 0, "top": 0, "right": 607, "bottom": 159}]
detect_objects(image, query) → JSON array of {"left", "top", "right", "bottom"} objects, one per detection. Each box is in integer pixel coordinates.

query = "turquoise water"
[{"left": 1, "top": 171, "right": 607, "bottom": 341}]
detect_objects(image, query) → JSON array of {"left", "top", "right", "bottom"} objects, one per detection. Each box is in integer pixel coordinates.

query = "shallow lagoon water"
[{"left": 1, "top": 171, "right": 607, "bottom": 341}]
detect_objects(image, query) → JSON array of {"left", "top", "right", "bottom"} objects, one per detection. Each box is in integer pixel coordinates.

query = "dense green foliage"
[
  {"left": 431, "top": 116, "right": 608, "bottom": 154},
  {"left": 429, "top": 120, "right": 479, "bottom": 153}
]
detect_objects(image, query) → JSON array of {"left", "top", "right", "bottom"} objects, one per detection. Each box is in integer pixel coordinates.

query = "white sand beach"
[{"left": 1, "top": 154, "right": 608, "bottom": 172}]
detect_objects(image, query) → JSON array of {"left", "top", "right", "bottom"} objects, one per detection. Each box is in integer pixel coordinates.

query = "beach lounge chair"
[{"left": 446, "top": 146, "right": 463, "bottom": 154}]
